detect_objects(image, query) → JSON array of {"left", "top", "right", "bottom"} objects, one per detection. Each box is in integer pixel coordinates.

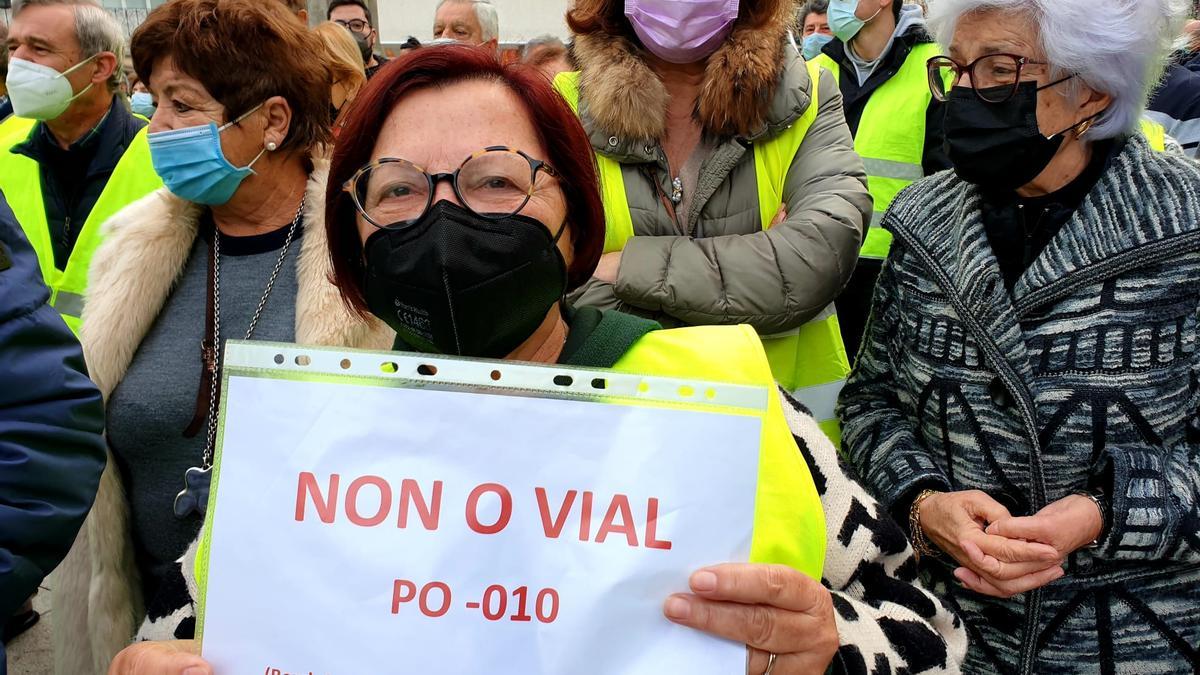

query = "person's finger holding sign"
[
  {"left": 108, "top": 566, "right": 843, "bottom": 675},
  {"left": 665, "top": 564, "right": 839, "bottom": 674},
  {"left": 108, "top": 640, "right": 209, "bottom": 675}
]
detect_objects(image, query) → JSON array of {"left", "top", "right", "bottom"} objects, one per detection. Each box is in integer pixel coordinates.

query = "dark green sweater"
[
  {"left": 558, "top": 306, "right": 660, "bottom": 368},
  {"left": 391, "top": 306, "right": 661, "bottom": 369}
]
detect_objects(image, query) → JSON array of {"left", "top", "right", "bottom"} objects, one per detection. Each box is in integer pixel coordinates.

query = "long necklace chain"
[{"left": 200, "top": 198, "right": 305, "bottom": 469}]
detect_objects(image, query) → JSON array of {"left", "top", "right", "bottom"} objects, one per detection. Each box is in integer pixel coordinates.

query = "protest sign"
[{"left": 197, "top": 341, "right": 770, "bottom": 674}]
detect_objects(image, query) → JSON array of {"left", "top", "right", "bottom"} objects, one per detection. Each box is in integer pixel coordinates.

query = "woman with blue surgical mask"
[{"left": 51, "top": 1, "right": 395, "bottom": 670}]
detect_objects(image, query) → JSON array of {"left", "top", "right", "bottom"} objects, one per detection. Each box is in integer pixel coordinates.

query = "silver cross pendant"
[{"left": 174, "top": 465, "right": 213, "bottom": 518}]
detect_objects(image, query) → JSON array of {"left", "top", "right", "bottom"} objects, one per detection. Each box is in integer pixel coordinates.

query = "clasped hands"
[{"left": 919, "top": 490, "right": 1104, "bottom": 598}]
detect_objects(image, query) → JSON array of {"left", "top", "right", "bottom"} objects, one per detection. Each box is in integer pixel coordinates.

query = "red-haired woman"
[{"left": 110, "top": 46, "right": 965, "bottom": 675}]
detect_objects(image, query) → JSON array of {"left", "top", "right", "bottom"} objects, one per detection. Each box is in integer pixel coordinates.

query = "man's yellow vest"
[
  {"left": 554, "top": 64, "right": 852, "bottom": 445},
  {"left": 197, "top": 324, "right": 828, "bottom": 638},
  {"left": 814, "top": 42, "right": 942, "bottom": 261},
  {"left": 0, "top": 115, "right": 162, "bottom": 334}
]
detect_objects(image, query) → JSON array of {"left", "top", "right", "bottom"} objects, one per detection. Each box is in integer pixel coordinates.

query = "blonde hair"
[{"left": 314, "top": 21, "right": 367, "bottom": 104}]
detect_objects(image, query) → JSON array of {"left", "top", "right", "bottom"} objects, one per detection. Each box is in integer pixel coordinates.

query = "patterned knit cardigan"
[{"left": 839, "top": 134, "right": 1200, "bottom": 674}]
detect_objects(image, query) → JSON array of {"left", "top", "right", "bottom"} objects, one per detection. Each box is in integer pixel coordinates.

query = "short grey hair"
[
  {"left": 929, "top": 0, "right": 1190, "bottom": 139},
  {"left": 800, "top": 0, "right": 829, "bottom": 19},
  {"left": 14, "top": 0, "right": 126, "bottom": 93},
  {"left": 436, "top": 0, "right": 499, "bottom": 43}
]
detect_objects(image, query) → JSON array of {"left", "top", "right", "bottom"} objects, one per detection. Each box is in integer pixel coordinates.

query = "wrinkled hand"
[
  {"left": 920, "top": 490, "right": 1063, "bottom": 598},
  {"left": 664, "top": 563, "right": 839, "bottom": 674},
  {"left": 957, "top": 495, "right": 1100, "bottom": 597},
  {"left": 986, "top": 494, "right": 1103, "bottom": 559},
  {"left": 108, "top": 639, "right": 211, "bottom": 675},
  {"left": 593, "top": 252, "right": 622, "bottom": 284}
]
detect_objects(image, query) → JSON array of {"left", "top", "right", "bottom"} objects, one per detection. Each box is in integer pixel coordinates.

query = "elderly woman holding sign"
[
  {"left": 839, "top": 0, "right": 1200, "bottom": 672},
  {"left": 112, "top": 46, "right": 965, "bottom": 675}
]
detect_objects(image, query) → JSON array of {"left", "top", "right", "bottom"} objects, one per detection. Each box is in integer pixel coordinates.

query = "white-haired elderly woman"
[{"left": 838, "top": 0, "right": 1200, "bottom": 671}]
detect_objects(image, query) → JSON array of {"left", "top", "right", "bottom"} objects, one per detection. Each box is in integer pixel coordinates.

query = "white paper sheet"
[{"left": 200, "top": 363, "right": 764, "bottom": 675}]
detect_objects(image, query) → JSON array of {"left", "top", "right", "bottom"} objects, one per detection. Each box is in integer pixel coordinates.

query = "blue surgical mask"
[
  {"left": 802, "top": 33, "right": 834, "bottom": 60},
  {"left": 147, "top": 103, "right": 267, "bottom": 206},
  {"left": 828, "top": 0, "right": 881, "bottom": 43},
  {"left": 130, "top": 92, "right": 156, "bottom": 118}
]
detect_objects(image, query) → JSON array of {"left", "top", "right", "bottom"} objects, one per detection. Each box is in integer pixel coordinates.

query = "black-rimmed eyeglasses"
[
  {"left": 343, "top": 147, "right": 560, "bottom": 230},
  {"left": 335, "top": 18, "right": 371, "bottom": 34}
]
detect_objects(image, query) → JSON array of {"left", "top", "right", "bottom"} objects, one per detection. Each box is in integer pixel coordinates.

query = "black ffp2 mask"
[
  {"left": 363, "top": 200, "right": 568, "bottom": 359},
  {"left": 944, "top": 80, "right": 1082, "bottom": 191}
]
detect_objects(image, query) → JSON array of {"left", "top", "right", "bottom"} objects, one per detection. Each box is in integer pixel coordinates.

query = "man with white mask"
[{"left": 0, "top": 0, "right": 161, "bottom": 335}]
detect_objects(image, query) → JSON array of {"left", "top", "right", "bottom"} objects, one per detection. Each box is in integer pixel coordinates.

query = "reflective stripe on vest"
[
  {"left": 814, "top": 42, "right": 942, "bottom": 260},
  {"left": 1139, "top": 118, "right": 1168, "bottom": 152},
  {"left": 554, "top": 65, "right": 852, "bottom": 444},
  {"left": 612, "top": 324, "right": 827, "bottom": 579},
  {"left": 0, "top": 116, "right": 163, "bottom": 334}
]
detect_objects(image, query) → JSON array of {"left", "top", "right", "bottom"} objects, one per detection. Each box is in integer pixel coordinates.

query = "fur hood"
[
  {"left": 51, "top": 158, "right": 393, "bottom": 675},
  {"left": 572, "top": 0, "right": 796, "bottom": 142}
]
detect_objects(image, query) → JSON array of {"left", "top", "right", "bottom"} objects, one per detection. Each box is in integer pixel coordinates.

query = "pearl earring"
[{"left": 267, "top": 141, "right": 278, "bottom": 151}]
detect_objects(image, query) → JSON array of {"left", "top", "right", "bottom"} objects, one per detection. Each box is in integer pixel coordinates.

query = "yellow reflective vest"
[
  {"left": 554, "top": 64, "right": 852, "bottom": 446},
  {"left": 1139, "top": 118, "right": 1167, "bottom": 152},
  {"left": 814, "top": 42, "right": 942, "bottom": 261},
  {"left": 0, "top": 115, "right": 162, "bottom": 334},
  {"left": 613, "top": 325, "right": 827, "bottom": 578}
]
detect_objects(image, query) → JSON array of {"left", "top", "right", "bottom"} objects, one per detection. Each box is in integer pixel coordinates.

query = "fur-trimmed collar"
[
  {"left": 572, "top": 3, "right": 794, "bottom": 143},
  {"left": 80, "top": 156, "right": 393, "bottom": 397}
]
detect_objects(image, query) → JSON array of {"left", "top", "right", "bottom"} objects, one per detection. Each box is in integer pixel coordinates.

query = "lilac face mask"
[{"left": 624, "top": 0, "right": 740, "bottom": 64}]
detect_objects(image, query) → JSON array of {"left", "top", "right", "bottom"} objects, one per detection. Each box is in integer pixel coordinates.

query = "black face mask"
[
  {"left": 363, "top": 200, "right": 568, "bottom": 359},
  {"left": 944, "top": 79, "right": 1085, "bottom": 191},
  {"left": 353, "top": 31, "right": 374, "bottom": 65}
]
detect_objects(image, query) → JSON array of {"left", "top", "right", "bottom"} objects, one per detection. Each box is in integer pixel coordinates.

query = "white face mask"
[{"left": 5, "top": 55, "right": 100, "bottom": 121}]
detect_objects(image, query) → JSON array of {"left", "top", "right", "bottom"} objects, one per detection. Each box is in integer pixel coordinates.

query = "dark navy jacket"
[
  {"left": 1148, "top": 63, "right": 1200, "bottom": 158},
  {"left": 0, "top": 190, "right": 105, "bottom": 662}
]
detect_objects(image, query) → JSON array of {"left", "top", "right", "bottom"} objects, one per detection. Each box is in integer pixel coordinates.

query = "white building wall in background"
[{"left": 377, "top": 0, "right": 570, "bottom": 47}]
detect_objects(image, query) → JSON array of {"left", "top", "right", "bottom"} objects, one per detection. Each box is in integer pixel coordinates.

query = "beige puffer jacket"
[{"left": 567, "top": 27, "right": 872, "bottom": 335}]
